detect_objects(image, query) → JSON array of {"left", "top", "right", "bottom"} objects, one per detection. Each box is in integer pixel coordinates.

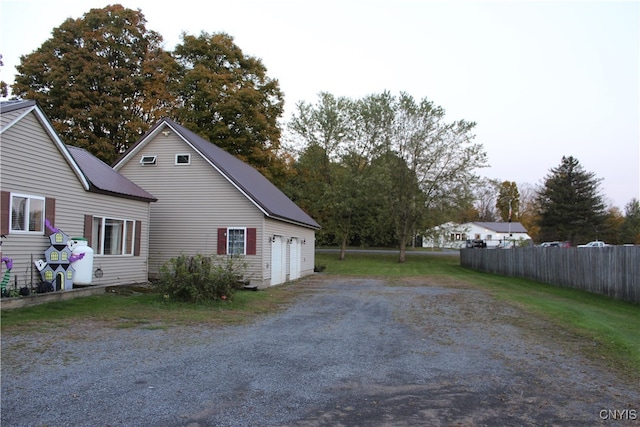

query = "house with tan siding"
[
  {"left": 0, "top": 100, "right": 157, "bottom": 292},
  {"left": 114, "top": 118, "right": 320, "bottom": 287}
]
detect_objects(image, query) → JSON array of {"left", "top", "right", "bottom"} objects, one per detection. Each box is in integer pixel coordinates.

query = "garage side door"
[
  {"left": 289, "top": 237, "right": 301, "bottom": 281},
  {"left": 270, "top": 235, "right": 287, "bottom": 286}
]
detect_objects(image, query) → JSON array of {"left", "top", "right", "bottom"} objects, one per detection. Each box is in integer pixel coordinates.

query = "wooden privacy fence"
[{"left": 460, "top": 246, "right": 640, "bottom": 305}]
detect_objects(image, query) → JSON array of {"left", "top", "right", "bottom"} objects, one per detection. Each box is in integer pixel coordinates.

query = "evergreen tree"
[{"left": 536, "top": 156, "right": 606, "bottom": 244}]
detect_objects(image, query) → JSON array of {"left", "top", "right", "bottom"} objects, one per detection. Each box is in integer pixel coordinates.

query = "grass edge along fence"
[{"left": 460, "top": 246, "right": 640, "bottom": 305}]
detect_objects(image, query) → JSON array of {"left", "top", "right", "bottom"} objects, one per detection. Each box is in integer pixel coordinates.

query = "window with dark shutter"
[
  {"left": 217, "top": 228, "right": 227, "bottom": 255},
  {"left": 134, "top": 220, "right": 142, "bottom": 256},
  {"left": 84, "top": 215, "right": 93, "bottom": 247},
  {"left": 0, "top": 191, "right": 9, "bottom": 235},
  {"left": 247, "top": 228, "right": 257, "bottom": 255}
]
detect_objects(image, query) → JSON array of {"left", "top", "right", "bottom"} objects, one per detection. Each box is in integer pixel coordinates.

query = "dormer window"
[
  {"left": 175, "top": 154, "right": 190, "bottom": 165},
  {"left": 140, "top": 155, "right": 157, "bottom": 166}
]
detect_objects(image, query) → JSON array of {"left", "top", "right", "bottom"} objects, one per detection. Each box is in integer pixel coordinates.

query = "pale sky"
[{"left": 1, "top": 0, "right": 638, "bottom": 209}]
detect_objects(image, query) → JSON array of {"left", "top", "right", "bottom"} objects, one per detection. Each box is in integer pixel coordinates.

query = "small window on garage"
[
  {"left": 140, "top": 155, "right": 157, "bottom": 166},
  {"left": 175, "top": 154, "right": 191, "bottom": 165}
]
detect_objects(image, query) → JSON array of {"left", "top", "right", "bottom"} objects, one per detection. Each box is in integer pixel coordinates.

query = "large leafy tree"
[
  {"left": 470, "top": 178, "right": 500, "bottom": 222},
  {"left": 517, "top": 182, "right": 541, "bottom": 242},
  {"left": 12, "top": 5, "right": 178, "bottom": 163},
  {"left": 383, "top": 93, "right": 486, "bottom": 262},
  {"left": 288, "top": 92, "right": 354, "bottom": 182},
  {"left": 536, "top": 156, "right": 607, "bottom": 244},
  {"left": 601, "top": 206, "right": 624, "bottom": 244},
  {"left": 0, "top": 55, "right": 7, "bottom": 98},
  {"left": 621, "top": 198, "right": 640, "bottom": 244},
  {"left": 496, "top": 181, "right": 520, "bottom": 222},
  {"left": 287, "top": 93, "right": 387, "bottom": 259},
  {"left": 288, "top": 91, "right": 486, "bottom": 261},
  {"left": 172, "top": 32, "right": 287, "bottom": 184}
]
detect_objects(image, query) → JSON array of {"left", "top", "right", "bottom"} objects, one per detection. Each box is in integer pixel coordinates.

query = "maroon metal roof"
[{"left": 67, "top": 145, "right": 157, "bottom": 202}]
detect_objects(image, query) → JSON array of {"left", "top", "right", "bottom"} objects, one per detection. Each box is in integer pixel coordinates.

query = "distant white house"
[{"left": 423, "top": 221, "right": 532, "bottom": 249}]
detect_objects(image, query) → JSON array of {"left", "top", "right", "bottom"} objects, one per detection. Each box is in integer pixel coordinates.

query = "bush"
[{"left": 156, "top": 254, "right": 247, "bottom": 303}]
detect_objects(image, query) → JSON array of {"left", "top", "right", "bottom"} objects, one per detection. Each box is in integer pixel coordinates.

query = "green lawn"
[{"left": 0, "top": 284, "right": 299, "bottom": 331}]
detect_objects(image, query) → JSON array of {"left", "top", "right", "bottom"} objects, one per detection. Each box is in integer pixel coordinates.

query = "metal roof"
[
  {"left": 117, "top": 118, "right": 320, "bottom": 229},
  {"left": 0, "top": 99, "right": 37, "bottom": 114},
  {"left": 67, "top": 145, "right": 157, "bottom": 202},
  {"left": 472, "top": 222, "right": 528, "bottom": 233}
]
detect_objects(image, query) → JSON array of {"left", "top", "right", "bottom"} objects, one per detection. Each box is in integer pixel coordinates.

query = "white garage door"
[
  {"left": 289, "top": 237, "right": 301, "bottom": 281},
  {"left": 270, "top": 236, "right": 287, "bottom": 286}
]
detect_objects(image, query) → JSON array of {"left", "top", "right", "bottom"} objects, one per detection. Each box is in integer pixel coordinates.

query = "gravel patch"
[{"left": 2, "top": 276, "right": 638, "bottom": 426}]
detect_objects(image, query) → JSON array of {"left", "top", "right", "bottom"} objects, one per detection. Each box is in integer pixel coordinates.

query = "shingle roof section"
[
  {"left": 67, "top": 145, "right": 157, "bottom": 202},
  {"left": 141, "top": 118, "right": 319, "bottom": 229},
  {"left": 472, "top": 222, "right": 528, "bottom": 233}
]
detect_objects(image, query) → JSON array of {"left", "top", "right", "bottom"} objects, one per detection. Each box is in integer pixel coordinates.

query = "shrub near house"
[{"left": 156, "top": 253, "right": 246, "bottom": 303}]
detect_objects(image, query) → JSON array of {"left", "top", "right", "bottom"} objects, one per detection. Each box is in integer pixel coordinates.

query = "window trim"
[
  {"left": 140, "top": 155, "right": 157, "bottom": 166},
  {"left": 9, "top": 193, "right": 45, "bottom": 234},
  {"left": 92, "top": 216, "right": 136, "bottom": 256},
  {"left": 227, "top": 227, "right": 247, "bottom": 256},
  {"left": 175, "top": 153, "right": 191, "bottom": 165}
]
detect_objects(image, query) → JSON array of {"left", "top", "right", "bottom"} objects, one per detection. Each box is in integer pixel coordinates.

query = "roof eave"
[
  {"left": 267, "top": 213, "right": 321, "bottom": 230},
  {"left": 87, "top": 184, "right": 157, "bottom": 203}
]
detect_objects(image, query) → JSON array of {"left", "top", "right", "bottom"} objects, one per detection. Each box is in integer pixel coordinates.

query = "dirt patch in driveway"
[{"left": 2, "top": 275, "right": 639, "bottom": 426}]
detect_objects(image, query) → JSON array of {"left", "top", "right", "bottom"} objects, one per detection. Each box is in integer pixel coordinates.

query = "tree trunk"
[
  {"left": 398, "top": 238, "right": 406, "bottom": 263},
  {"left": 339, "top": 236, "right": 348, "bottom": 261}
]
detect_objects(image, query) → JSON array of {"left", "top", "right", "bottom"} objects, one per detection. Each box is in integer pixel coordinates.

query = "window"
[
  {"left": 140, "top": 155, "right": 157, "bottom": 165},
  {"left": 175, "top": 154, "right": 190, "bottom": 165},
  {"left": 92, "top": 216, "right": 136, "bottom": 255},
  {"left": 10, "top": 194, "right": 45, "bottom": 233},
  {"left": 227, "top": 228, "right": 246, "bottom": 255}
]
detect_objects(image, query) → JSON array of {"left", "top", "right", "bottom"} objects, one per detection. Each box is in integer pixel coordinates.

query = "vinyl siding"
[
  {"left": 0, "top": 108, "right": 24, "bottom": 130},
  {"left": 117, "top": 132, "right": 265, "bottom": 282},
  {"left": 0, "top": 111, "right": 151, "bottom": 287},
  {"left": 264, "top": 218, "right": 316, "bottom": 286}
]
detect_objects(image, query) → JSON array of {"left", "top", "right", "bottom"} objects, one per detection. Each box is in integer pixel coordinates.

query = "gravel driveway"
[{"left": 2, "top": 275, "right": 639, "bottom": 426}]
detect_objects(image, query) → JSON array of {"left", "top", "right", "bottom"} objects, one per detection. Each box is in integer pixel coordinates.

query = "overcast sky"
[{"left": 1, "top": 0, "right": 638, "bottom": 209}]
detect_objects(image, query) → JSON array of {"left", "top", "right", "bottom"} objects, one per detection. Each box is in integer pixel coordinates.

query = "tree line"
[{"left": 2, "top": 4, "right": 638, "bottom": 259}]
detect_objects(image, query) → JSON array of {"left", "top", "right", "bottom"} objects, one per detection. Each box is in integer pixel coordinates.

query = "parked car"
[
  {"left": 496, "top": 240, "right": 514, "bottom": 249},
  {"left": 577, "top": 241, "right": 609, "bottom": 248},
  {"left": 539, "top": 241, "right": 571, "bottom": 248},
  {"left": 466, "top": 239, "right": 487, "bottom": 249}
]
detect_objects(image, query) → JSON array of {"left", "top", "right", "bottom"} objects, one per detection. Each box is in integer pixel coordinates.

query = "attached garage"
[{"left": 114, "top": 118, "right": 320, "bottom": 288}]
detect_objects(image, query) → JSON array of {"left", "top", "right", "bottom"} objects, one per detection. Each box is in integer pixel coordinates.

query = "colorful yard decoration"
[{"left": 34, "top": 229, "right": 78, "bottom": 291}]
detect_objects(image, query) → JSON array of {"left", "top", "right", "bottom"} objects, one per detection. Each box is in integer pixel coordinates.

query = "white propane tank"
[{"left": 69, "top": 237, "right": 94, "bottom": 285}]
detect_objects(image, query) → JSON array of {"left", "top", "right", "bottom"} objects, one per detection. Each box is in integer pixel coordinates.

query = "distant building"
[{"left": 423, "top": 221, "right": 531, "bottom": 249}]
